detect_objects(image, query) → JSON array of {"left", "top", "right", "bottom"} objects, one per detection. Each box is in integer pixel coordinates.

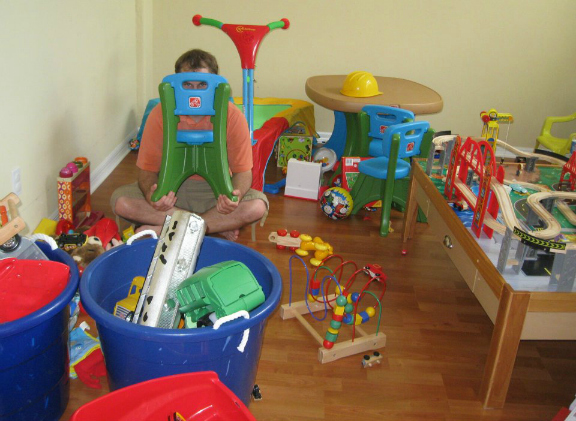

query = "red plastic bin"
[{"left": 69, "top": 371, "right": 256, "bottom": 421}]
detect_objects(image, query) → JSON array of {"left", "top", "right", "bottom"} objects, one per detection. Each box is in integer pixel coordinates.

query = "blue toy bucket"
[
  {"left": 80, "top": 236, "right": 281, "bottom": 405},
  {"left": 0, "top": 241, "right": 79, "bottom": 420}
]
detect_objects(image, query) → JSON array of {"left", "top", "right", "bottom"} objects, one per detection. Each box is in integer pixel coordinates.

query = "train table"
[{"left": 402, "top": 155, "right": 576, "bottom": 409}]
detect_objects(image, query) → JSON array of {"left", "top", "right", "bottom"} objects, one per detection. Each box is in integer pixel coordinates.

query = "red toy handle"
[{"left": 192, "top": 15, "right": 289, "bottom": 69}]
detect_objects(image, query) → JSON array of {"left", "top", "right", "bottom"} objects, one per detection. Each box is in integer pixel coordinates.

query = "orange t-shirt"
[{"left": 137, "top": 102, "right": 253, "bottom": 176}]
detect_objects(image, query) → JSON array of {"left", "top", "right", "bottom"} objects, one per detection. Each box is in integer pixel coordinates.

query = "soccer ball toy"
[{"left": 320, "top": 187, "right": 353, "bottom": 220}]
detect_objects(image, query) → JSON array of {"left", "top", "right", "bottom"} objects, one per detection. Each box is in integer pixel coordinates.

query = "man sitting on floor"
[{"left": 110, "top": 49, "right": 268, "bottom": 241}]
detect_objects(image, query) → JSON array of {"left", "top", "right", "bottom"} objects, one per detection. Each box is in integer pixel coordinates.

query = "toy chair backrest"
[
  {"left": 540, "top": 112, "right": 576, "bottom": 137},
  {"left": 381, "top": 121, "right": 430, "bottom": 160},
  {"left": 363, "top": 105, "right": 415, "bottom": 140},
  {"left": 161, "top": 72, "right": 229, "bottom": 145}
]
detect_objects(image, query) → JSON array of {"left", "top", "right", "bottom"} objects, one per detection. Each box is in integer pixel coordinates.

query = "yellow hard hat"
[{"left": 340, "top": 71, "right": 382, "bottom": 98}]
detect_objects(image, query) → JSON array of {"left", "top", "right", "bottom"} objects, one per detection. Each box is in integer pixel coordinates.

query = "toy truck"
[
  {"left": 176, "top": 261, "right": 265, "bottom": 328},
  {"left": 114, "top": 276, "right": 145, "bottom": 321}
]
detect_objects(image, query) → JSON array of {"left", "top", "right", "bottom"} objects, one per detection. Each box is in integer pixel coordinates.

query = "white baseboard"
[{"left": 90, "top": 130, "right": 135, "bottom": 193}]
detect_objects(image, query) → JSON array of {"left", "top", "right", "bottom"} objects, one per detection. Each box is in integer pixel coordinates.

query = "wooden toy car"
[{"left": 362, "top": 351, "right": 382, "bottom": 368}]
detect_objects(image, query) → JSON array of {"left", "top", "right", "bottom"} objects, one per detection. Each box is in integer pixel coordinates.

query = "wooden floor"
[{"left": 61, "top": 152, "right": 576, "bottom": 420}]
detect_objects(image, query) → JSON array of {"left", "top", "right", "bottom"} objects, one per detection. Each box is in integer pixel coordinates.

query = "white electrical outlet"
[{"left": 11, "top": 167, "right": 22, "bottom": 196}]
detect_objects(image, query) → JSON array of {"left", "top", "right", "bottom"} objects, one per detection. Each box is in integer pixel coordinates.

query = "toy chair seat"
[
  {"left": 152, "top": 72, "right": 236, "bottom": 202},
  {"left": 364, "top": 105, "right": 415, "bottom": 157},
  {"left": 350, "top": 120, "right": 431, "bottom": 237},
  {"left": 357, "top": 156, "right": 411, "bottom": 180},
  {"left": 534, "top": 112, "right": 576, "bottom": 156}
]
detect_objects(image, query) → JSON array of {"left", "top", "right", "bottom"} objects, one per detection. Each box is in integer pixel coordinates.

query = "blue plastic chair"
[
  {"left": 152, "top": 72, "right": 237, "bottom": 202},
  {"left": 350, "top": 120, "right": 430, "bottom": 236},
  {"left": 363, "top": 105, "right": 415, "bottom": 157}
]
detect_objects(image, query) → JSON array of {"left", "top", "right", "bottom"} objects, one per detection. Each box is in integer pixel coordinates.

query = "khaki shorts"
[{"left": 110, "top": 179, "right": 269, "bottom": 217}]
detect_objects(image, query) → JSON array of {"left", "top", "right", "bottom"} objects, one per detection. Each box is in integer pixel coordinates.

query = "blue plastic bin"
[
  {"left": 0, "top": 241, "right": 79, "bottom": 420},
  {"left": 80, "top": 237, "right": 281, "bottom": 405}
]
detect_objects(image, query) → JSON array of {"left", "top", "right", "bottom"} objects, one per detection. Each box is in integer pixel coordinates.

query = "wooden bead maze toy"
[{"left": 280, "top": 254, "right": 386, "bottom": 364}]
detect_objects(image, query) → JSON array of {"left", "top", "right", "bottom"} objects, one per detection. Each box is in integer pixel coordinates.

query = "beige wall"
[
  {"left": 0, "top": 1, "right": 140, "bottom": 232},
  {"left": 1, "top": 0, "right": 575, "bottom": 233},
  {"left": 151, "top": 0, "right": 576, "bottom": 143}
]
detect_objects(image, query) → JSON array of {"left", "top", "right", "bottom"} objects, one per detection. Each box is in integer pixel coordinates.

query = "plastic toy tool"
[
  {"left": 176, "top": 260, "right": 264, "bottom": 328},
  {"left": 193, "top": 14, "right": 289, "bottom": 142},
  {"left": 133, "top": 211, "right": 206, "bottom": 328}
]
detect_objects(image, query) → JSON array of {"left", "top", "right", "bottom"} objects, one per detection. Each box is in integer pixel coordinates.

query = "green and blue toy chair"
[
  {"left": 152, "top": 72, "right": 237, "bottom": 202},
  {"left": 534, "top": 112, "right": 576, "bottom": 156},
  {"left": 350, "top": 120, "right": 431, "bottom": 237},
  {"left": 364, "top": 105, "right": 415, "bottom": 157}
]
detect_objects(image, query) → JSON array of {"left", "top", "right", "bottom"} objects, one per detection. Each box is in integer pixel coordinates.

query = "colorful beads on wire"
[{"left": 323, "top": 294, "right": 347, "bottom": 349}]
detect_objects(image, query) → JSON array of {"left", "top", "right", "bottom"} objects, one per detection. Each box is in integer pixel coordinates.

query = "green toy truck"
[{"left": 176, "top": 260, "right": 265, "bottom": 328}]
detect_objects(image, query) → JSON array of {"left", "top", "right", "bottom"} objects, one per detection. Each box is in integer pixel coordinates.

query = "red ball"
[
  {"left": 66, "top": 162, "right": 79, "bottom": 173},
  {"left": 323, "top": 340, "right": 334, "bottom": 349},
  {"left": 401, "top": 249, "right": 408, "bottom": 256},
  {"left": 59, "top": 167, "right": 73, "bottom": 178}
]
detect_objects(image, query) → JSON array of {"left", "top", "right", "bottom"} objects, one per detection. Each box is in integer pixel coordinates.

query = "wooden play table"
[{"left": 402, "top": 159, "right": 576, "bottom": 409}]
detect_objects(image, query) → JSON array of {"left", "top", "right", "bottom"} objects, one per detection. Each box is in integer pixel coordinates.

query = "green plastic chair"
[
  {"left": 349, "top": 119, "right": 431, "bottom": 237},
  {"left": 534, "top": 112, "right": 576, "bottom": 156},
  {"left": 152, "top": 72, "right": 237, "bottom": 203}
]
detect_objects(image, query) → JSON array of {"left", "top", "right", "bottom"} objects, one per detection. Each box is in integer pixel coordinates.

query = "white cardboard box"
[{"left": 284, "top": 159, "right": 322, "bottom": 201}]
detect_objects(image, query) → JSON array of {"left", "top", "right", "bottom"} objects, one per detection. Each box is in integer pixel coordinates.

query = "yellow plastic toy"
[
  {"left": 480, "top": 108, "right": 513, "bottom": 152},
  {"left": 534, "top": 112, "right": 576, "bottom": 156},
  {"left": 340, "top": 71, "right": 382, "bottom": 98},
  {"left": 295, "top": 234, "right": 334, "bottom": 266},
  {"left": 122, "top": 225, "right": 135, "bottom": 242},
  {"left": 113, "top": 276, "right": 145, "bottom": 321},
  {"left": 33, "top": 218, "right": 57, "bottom": 236}
]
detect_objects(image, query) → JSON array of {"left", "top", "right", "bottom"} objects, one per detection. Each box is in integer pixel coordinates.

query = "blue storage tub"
[
  {"left": 0, "top": 241, "right": 79, "bottom": 420},
  {"left": 80, "top": 236, "right": 281, "bottom": 405}
]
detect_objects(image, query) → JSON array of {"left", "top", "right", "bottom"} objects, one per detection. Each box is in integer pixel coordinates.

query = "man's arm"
[
  {"left": 216, "top": 170, "right": 252, "bottom": 214},
  {"left": 138, "top": 169, "right": 177, "bottom": 211},
  {"left": 231, "top": 170, "right": 252, "bottom": 199}
]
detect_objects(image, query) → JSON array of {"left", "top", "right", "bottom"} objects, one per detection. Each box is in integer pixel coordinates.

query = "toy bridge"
[{"left": 444, "top": 136, "right": 576, "bottom": 240}]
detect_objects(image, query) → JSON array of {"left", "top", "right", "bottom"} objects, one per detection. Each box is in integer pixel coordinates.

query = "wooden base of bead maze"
[{"left": 280, "top": 293, "right": 386, "bottom": 364}]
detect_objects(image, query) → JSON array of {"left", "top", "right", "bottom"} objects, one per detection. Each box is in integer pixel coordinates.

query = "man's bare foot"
[
  {"left": 135, "top": 224, "right": 162, "bottom": 236},
  {"left": 219, "top": 229, "right": 239, "bottom": 242}
]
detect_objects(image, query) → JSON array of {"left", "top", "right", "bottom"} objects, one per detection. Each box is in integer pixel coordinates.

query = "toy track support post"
[
  {"left": 192, "top": 14, "right": 290, "bottom": 144},
  {"left": 444, "top": 135, "right": 461, "bottom": 200}
]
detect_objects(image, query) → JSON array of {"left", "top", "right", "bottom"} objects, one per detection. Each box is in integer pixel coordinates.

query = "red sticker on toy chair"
[
  {"left": 379, "top": 125, "right": 388, "bottom": 134},
  {"left": 189, "top": 97, "right": 201, "bottom": 108},
  {"left": 407, "top": 142, "right": 414, "bottom": 152}
]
